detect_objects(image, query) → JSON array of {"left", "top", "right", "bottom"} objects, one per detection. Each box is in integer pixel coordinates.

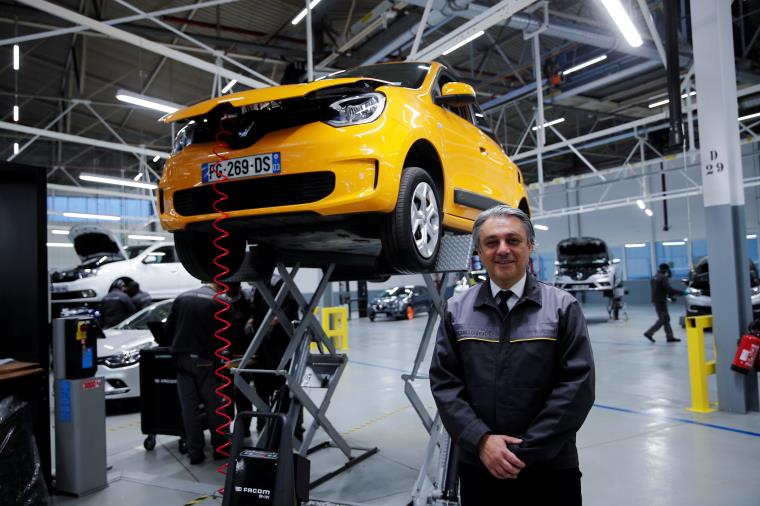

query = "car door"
[
  {"left": 137, "top": 245, "right": 183, "bottom": 299},
  {"left": 471, "top": 103, "right": 521, "bottom": 207}
]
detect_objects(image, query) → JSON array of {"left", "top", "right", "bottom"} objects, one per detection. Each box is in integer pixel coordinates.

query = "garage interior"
[{"left": 1, "top": 0, "right": 760, "bottom": 505}]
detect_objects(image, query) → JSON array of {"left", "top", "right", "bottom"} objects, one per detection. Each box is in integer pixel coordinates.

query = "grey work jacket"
[{"left": 429, "top": 273, "right": 595, "bottom": 470}]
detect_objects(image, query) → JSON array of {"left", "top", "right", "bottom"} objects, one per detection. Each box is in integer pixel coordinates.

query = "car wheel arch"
[{"left": 403, "top": 139, "right": 443, "bottom": 197}]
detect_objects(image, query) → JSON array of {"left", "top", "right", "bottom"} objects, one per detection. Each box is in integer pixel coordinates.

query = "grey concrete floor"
[{"left": 51, "top": 303, "right": 760, "bottom": 505}]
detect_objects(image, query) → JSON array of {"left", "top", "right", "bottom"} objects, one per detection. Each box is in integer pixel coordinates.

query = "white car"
[
  {"left": 97, "top": 299, "right": 172, "bottom": 400},
  {"left": 553, "top": 236, "right": 622, "bottom": 296},
  {"left": 50, "top": 225, "right": 200, "bottom": 308}
]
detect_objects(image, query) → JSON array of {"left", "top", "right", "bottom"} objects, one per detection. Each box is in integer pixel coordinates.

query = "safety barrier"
[
  {"left": 685, "top": 315, "right": 717, "bottom": 413},
  {"left": 311, "top": 306, "right": 349, "bottom": 351}
]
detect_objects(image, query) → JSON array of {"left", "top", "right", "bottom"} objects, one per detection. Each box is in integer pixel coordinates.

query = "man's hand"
[{"left": 478, "top": 434, "right": 525, "bottom": 479}]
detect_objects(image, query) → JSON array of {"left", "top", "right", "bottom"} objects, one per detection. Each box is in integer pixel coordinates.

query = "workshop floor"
[{"left": 51, "top": 303, "right": 760, "bottom": 506}]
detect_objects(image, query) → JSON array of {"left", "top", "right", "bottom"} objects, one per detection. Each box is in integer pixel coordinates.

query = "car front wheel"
[
  {"left": 382, "top": 167, "right": 441, "bottom": 273},
  {"left": 174, "top": 230, "right": 245, "bottom": 282}
]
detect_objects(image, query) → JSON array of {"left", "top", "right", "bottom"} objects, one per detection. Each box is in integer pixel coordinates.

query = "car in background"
[
  {"left": 368, "top": 285, "right": 431, "bottom": 321},
  {"left": 50, "top": 225, "right": 200, "bottom": 310},
  {"left": 553, "top": 237, "right": 622, "bottom": 296},
  {"left": 158, "top": 61, "right": 530, "bottom": 280},
  {"left": 97, "top": 299, "right": 172, "bottom": 400},
  {"left": 684, "top": 257, "right": 760, "bottom": 319}
]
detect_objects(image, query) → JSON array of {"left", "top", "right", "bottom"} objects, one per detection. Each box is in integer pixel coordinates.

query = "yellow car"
[{"left": 158, "top": 61, "right": 529, "bottom": 279}]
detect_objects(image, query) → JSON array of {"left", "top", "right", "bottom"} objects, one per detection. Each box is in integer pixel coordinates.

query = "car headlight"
[
  {"left": 79, "top": 268, "right": 99, "bottom": 279},
  {"left": 326, "top": 93, "right": 386, "bottom": 127},
  {"left": 104, "top": 341, "right": 157, "bottom": 368},
  {"left": 172, "top": 123, "right": 195, "bottom": 155},
  {"left": 596, "top": 267, "right": 608, "bottom": 274},
  {"left": 687, "top": 287, "right": 702, "bottom": 296}
]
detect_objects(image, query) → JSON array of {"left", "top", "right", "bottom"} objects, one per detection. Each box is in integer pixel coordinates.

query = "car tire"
[
  {"left": 174, "top": 230, "right": 245, "bottom": 282},
  {"left": 368, "top": 313, "right": 375, "bottom": 322},
  {"left": 382, "top": 167, "right": 441, "bottom": 274}
]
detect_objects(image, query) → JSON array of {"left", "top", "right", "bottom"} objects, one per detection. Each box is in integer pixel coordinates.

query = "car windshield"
[
  {"left": 381, "top": 287, "right": 413, "bottom": 297},
  {"left": 80, "top": 253, "right": 124, "bottom": 268},
  {"left": 326, "top": 63, "right": 430, "bottom": 89},
  {"left": 116, "top": 300, "right": 172, "bottom": 330},
  {"left": 124, "top": 245, "right": 150, "bottom": 259}
]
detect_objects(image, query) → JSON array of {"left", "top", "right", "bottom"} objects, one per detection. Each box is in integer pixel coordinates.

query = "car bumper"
[
  {"left": 98, "top": 361, "right": 141, "bottom": 400},
  {"left": 50, "top": 280, "right": 104, "bottom": 305},
  {"left": 368, "top": 306, "right": 403, "bottom": 319},
  {"left": 159, "top": 119, "right": 406, "bottom": 232},
  {"left": 686, "top": 293, "right": 760, "bottom": 318},
  {"left": 554, "top": 274, "right": 614, "bottom": 292}
]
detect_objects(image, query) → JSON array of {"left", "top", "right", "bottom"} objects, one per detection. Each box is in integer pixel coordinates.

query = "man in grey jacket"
[{"left": 429, "top": 206, "right": 595, "bottom": 505}]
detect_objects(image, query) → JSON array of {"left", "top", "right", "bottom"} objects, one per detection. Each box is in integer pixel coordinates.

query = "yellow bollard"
[
  {"left": 685, "top": 315, "right": 717, "bottom": 413},
  {"left": 310, "top": 306, "right": 349, "bottom": 351}
]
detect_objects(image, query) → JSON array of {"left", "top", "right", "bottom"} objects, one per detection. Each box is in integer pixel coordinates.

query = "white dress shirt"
[{"left": 489, "top": 272, "right": 527, "bottom": 312}]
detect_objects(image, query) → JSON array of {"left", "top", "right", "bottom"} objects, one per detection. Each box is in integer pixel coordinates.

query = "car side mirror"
[
  {"left": 142, "top": 254, "right": 159, "bottom": 264},
  {"left": 434, "top": 82, "right": 476, "bottom": 107},
  {"left": 612, "top": 258, "right": 620, "bottom": 264}
]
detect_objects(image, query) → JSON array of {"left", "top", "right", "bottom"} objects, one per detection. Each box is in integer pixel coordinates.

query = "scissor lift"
[
  {"left": 402, "top": 234, "right": 474, "bottom": 506},
  {"left": 230, "top": 258, "right": 378, "bottom": 490}
]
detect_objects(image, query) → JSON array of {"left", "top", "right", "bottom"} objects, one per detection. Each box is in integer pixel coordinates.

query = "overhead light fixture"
[
  {"left": 739, "top": 111, "right": 760, "bottom": 122},
  {"left": 442, "top": 30, "right": 485, "bottom": 56},
  {"left": 747, "top": 234, "right": 757, "bottom": 239},
  {"left": 62, "top": 212, "right": 120, "bottom": 221},
  {"left": 534, "top": 224, "right": 549, "bottom": 231},
  {"left": 221, "top": 79, "right": 238, "bottom": 94},
  {"left": 12, "top": 105, "right": 18, "bottom": 122},
  {"left": 683, "top": 238, "right": 688, "bottom": 242},
  {"left": 47, "top": 242, "right": 74, "bottom": 248},
  {"left": 600, "top": 0, "right": 643, "bottom": 48},
  {"left": 644, "top": 208, "right": 654, "bottom": 217},
  {"left": 291, "top": 0, "right": 322, "bottom": 25},
  {"left": 13, "top": 142, "right": 18, "bottom": 155},
  {"left": 133, "top": 172, "right": 144, "bottom": 181},
  {"left": 636, "top": 199, "right": 646, "bottom": 209},
  {"left": 647, "top": 91, "right": 696, "bottom": 109},
  {"left": 115, "top": 89, "right": 180, "bottom": 114},
  {"left": 562, "top": 54, "right": 607, "bottom": 76},
  {"left": 625, "top": 243, "right": 646, "bottom": 248},
  {"left": 79, "top": 173, "right": 157, "bottom": 190},
  {"left": 663, "top": 241, "right": 685, "bottom": 246},
  {"left": 128, "top": 234, "right": 166, "bottom": 241},
  {"left": 13, "top": 44, "right": 19, "bottom": 70},
  {"left": 152, "top": 154, "right": 161, "bottom": 162},
  {"left": 51, "top": 229, "right": 69, "bottom": 235},
  {"left": 532, "top": 118, "right": 566, "bottom": 131}
]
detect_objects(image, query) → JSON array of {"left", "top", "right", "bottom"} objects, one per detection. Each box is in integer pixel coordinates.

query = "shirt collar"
[{"left": 490, "top": 272, "right": 527, "bottom": 300}]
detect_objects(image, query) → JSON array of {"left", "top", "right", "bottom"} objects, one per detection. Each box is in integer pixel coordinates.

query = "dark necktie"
[{"left": 497, "top": 290, "right": 512, "bottom": 316}]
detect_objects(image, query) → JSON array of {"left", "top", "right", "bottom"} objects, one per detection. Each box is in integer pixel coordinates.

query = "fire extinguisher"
[{"left": 731, "top": 320, "right": 760, "bottom": 374}]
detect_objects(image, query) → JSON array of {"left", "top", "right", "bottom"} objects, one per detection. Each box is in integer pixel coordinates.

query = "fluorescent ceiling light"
[
  {"left": 648, "top": 91, "right": 696, "bottom": 109},
  {"left": 534, "top": 224, "right": 549, "bottom": 231},
  {"left": 683, "top": 238, "right": 688, "bottom": 242},
  {"left": 291, "top": 0, "right": 322, "bottom": 25},
  {"left": 747, "top": 234, "right": 757, "bottom": 239},
  {"left": 739, "top": 111, "right": 760, "bottom": 122},
  {"left": 600, "top": 0, "right": 643, "bottom": 48},
  {"left": 625, "top": 243, "right": 646, "bottom": 248},
  {"left": 152, "top": 155, "right": 161, "bottom": 162},
  {"left": 12, "top": 105, "right": 18, "bottom": 122},
  {"left": 47, "top": 242, "right": 73, "bottom": 248},
  {"left": 13, "top": 142, "right": 18, "bottom": 155},
  {"left": 532, "top": 117, "right": 566, "bottom": 131},
  {"left": 442, "top": 30, "right": 485, "bottom": 56},
  {"left": 51, "top": 229, "right": 69, "bottom": 235},
  {"left": 133, "top": 172, "right": 144, "bottom": 181},
  {"left": 644, "top": 208, "right": 654, "bottom": 217},
  {"left": 79, "top": 173, "right": 157, "bottom": 190},
  {"left": 63, "top": 212, "right": 120, "bottom": 221},
  {"left": 562, "top": 54, "right": 607, "bottom": 76},
  {"left": 13, "top": 44, "right": 19, "bottom": 70},
  {"left": 116, "top": 89, "right": 180, "bottom": 114},
  {"left": 221, "top": 79, "right": 237, "bottom": 94},
  {"left": 128, "top": 234, "right": 166, "bottom": 241},
  {"left": 636, "top": 199, "right": 645, "bottom": 209},
  {"left": 663, "top": 241, "right": 685, "bottom": 246}
]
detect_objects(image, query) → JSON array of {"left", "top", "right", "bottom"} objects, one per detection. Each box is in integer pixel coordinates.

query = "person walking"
[
  {"left": 644, "top": 263, "right": 683, "bottom": 343},
  {"left": 429, "top": 205, "right": 595, "bottom": 506}
]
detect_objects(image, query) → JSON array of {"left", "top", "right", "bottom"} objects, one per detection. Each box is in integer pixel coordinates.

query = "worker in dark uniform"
[
  {"left": 101, "top": 279, "right": 137, "bottom": 328},
  {"left": 124, "top": 280, "right": 152, "bottom": 311},
  {"left": 165, "top": 282, "right": 229, "bottom": 465},
  {"left": 644, "top": 263, "right": 682, "bottom": 343},
  {"left": 429, "top": 206, "right": 595, "bottom": 506}
]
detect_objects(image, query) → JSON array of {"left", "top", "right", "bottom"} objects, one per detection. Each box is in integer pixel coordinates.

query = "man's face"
[{"left": 477, "top": 216, "right": 533, "bottom": 288}]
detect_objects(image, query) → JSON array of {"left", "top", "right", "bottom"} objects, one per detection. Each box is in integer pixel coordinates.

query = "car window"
[
  {"left": 116, "top": 301, "right": 172, "bottom": 330},
  {"left": 471, "top": 104, "right": 500, "bottom": 144},
  {"left": 124, "top": 245, "right": 150, "bottom": 259},
  {"left": 145, "top": 245, "right": 176, "bottom": 264}
]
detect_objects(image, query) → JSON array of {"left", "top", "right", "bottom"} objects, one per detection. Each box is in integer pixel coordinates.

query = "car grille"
[{"left": 173, "top": 172, "right": 335, "bottom": 216}]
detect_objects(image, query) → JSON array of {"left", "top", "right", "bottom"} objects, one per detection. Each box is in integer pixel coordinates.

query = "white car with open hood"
[{"left": 50, "top": 224, "right": 200, "bottom": 308}]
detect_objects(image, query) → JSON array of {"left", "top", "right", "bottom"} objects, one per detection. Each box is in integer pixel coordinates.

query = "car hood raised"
[
  {"left": 68, "top": 224, "right": 125, "bottom": 263},
  {"left": 99, "top": 328, "right": 154, "bottom": 358},
  {"left": 161, "top": 77, "right": 390, "bottom": 123}
]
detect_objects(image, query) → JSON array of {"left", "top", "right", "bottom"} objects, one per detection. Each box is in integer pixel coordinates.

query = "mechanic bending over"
[{"left": 429, "top": 205, "right": 595, "bottom": 505}]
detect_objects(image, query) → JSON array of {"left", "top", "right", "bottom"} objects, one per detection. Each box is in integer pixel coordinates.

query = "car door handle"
[{"left": 479, "top": 146, "right": 487, "bottom": 154}]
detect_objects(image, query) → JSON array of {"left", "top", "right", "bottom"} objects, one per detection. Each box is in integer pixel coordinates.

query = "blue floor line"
[{"left": 348, "top": 361, "right": 760, "bottom": 438}]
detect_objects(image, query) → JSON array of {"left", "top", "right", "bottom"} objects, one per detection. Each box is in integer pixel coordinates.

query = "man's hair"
[
  {"left": 472, "top": 205, "right": 535, "bottom": 252},
  {"left": 124, "top": 280, "right": 140, "bottom": 296},
  {"left": 658, "top": 263, "right": 671, "bottom": 272}
]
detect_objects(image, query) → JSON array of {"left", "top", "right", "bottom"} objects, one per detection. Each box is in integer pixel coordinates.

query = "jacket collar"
[{"left": 474, "top": 272, "right": 542, "bottom": 309}]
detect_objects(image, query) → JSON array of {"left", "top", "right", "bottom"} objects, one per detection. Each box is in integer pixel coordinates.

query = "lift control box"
[{"left": 53, "top": 317, "right": 102, "bottom": 380}]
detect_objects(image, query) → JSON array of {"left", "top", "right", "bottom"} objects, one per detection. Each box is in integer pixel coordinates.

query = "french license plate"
[
  {"left": 201, "top": 152, "right": 281, "bottom": 183},
  {"left": 51, "top": 283, "right": 70, "bottom": 293}
]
